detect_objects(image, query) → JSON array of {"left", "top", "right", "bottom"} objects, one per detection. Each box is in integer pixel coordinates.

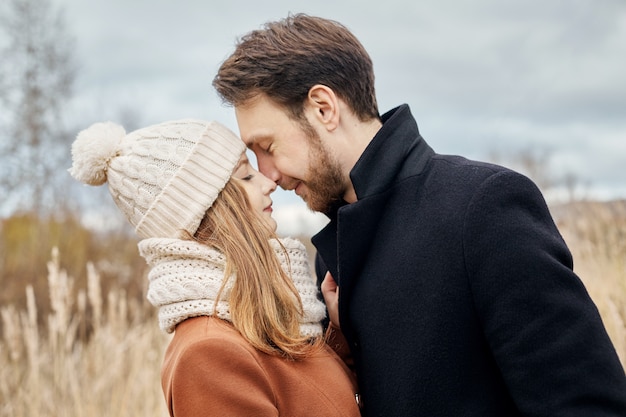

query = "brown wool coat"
[{"left": 161, "top": 316, "right": 361, "bottom": 417}]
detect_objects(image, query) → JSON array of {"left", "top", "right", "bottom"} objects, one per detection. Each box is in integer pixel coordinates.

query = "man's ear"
[{"left": 306, "top": 84, "right": 339, "bottom": 131}]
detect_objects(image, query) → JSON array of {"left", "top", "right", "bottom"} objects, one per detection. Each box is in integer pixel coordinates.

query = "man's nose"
[{"left": 257, "top": 156, "right": 281, "bottom": 185}]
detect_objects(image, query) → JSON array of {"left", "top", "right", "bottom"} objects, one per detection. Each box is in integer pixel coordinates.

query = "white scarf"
[{"left": 138, "top": 237, "right": 326, "bottom": 338}]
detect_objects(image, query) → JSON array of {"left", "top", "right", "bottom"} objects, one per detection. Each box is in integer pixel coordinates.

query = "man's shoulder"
[{"left": 431, "top": 154, "right": 509, "bottom": 174}]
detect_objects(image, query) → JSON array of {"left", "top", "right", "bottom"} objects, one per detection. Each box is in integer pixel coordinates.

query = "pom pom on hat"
[
  {"left": 69, "top": 122, "right": 126, "bottom": 186},
  {"left": 68, "top": 119, "right": 246, "bottom": 239}
]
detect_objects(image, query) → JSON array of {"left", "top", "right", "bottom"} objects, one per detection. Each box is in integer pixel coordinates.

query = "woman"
[{"left": 69, "top": 119, "right": 360, "bottom": 416}]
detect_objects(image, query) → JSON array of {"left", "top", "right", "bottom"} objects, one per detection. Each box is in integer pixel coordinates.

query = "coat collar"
[
  {"left": 312, "top": 104, "right": 434, "bottom": 283},
  {"left": 350, "top": 104, "right": 433, "bottom": 200}
]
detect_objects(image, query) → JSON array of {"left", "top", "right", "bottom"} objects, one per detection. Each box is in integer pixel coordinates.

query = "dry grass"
[
  {"left": 555, "top": 200, "right": 626, "bottom": 367},
  {"left": 0, "top": 248, "right": 170, "bottom": 417},
  {"left": 0, "top": 200, "right": 624, "bottom": 416}
]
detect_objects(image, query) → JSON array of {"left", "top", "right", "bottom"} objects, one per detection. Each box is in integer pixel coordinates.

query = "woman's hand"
[{"left": 321, "top": 271, "right": 340, "bottom": 328}]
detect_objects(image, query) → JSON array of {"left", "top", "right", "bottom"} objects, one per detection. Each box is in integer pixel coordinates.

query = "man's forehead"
[{"left": 235, "top": 93, "right": 286, "bottom": 147}]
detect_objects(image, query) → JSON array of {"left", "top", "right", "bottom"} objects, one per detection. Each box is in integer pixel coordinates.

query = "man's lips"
[{"left": 294, "top": 182, "right": 303, "bottom": 196}]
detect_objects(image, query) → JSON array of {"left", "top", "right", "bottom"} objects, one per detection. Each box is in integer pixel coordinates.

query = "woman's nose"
[{"left": 263, "top": 174, "right": 277, "bottom": 194}]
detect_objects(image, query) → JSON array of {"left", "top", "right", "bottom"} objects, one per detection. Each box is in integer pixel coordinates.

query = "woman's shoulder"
[
  {"left": 163, "top": 317, "right": 271, "bottom": 386},
  {"left": 162, "top": 317, "right": 279, "bottom": 413},
  {"left": 168, "top": 317, "right": 257, "bottom": 358}
]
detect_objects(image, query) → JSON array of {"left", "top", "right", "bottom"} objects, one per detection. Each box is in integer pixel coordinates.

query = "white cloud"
[{"left": 53, "top": 0, "right": 626, "bottom": 204}]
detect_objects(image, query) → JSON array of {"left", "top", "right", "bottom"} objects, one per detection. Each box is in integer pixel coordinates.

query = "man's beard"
[{"left": 300, "top": 122, "right": 346, "bottom": 214}]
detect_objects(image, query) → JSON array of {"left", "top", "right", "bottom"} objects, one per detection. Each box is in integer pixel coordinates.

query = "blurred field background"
[
  {"left": 0, "top": 216, "right": 171, "bottom": 416},
  {"left": 1, "top": 200, "right": 625, "bottom": 416},
  {"left": 553, "top": 200, "right": 626, "bottom": 365},
  {"left": 1, "top": 0, "right": 624, "bottom": 415}
]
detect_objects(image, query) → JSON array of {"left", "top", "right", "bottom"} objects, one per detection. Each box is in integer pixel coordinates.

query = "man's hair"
[
  {"left": 191, "top": 180, "right": 322, "bottom": 359},
  {"left": 213, "top": 13, "right": 379, "bottom": 122}
]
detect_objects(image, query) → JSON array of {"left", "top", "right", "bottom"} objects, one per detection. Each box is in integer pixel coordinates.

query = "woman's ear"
[{"left": 306, "top": 84, "right": 339, "bottom": 131}]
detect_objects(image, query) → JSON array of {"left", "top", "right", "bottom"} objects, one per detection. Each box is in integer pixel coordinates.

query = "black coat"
[{"left": 313, "top": 104, "right": 626, "bottom": 417}]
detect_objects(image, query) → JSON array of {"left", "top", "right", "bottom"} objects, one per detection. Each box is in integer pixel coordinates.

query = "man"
[{"left": 213, "top": 13, "right": 626, "bottom": 417}]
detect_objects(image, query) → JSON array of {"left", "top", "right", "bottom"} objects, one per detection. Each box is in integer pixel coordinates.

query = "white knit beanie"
[{"left": 69, "top": 119, "right": 245, "bottom": 239}]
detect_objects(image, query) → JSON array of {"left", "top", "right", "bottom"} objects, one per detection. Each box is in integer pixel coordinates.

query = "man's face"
[{"left": 235, "top": 94, "right": 345, "bottom": 213}]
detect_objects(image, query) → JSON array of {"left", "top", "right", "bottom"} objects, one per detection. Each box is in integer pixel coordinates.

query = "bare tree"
[
  {"left": 487, "top": 146, "right": 583, "bottom": 203},
  {"left": 0, "top": 0, "right": 76, "bottom": 215},
  {"left": 515, "top": 147, "right": 555, "bottom": 193}
]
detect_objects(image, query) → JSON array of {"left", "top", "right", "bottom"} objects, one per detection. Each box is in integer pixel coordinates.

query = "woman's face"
[{"left": 232, "top": 153, "right": 278, "bottom": 231}]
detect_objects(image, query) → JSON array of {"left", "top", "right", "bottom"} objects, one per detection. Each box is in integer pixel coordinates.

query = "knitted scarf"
[{"left": 138, "top": 237, "right": 326, "bottom": 338}]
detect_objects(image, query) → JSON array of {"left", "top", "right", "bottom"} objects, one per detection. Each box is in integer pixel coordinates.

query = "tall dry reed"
[{"left": 0, "top": 248, "right": 170, "bottom": 417}]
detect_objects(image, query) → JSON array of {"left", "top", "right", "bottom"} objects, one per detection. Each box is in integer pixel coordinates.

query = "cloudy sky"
[{"left": 52, "top": 0, "right": 625, "bottom": 234}]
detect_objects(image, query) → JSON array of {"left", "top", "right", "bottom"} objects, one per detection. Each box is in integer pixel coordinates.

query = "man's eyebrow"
[
  {"left": 243, "top": 137, "right": 255, "bottom": 148},
  {"left": 246, "top": 134, "right": 270, "bottom": 148}
]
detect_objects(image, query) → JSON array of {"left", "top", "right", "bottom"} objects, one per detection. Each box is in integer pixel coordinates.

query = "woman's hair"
[
  {"left": 213, "top": 13, "right": 379, "bottom": 122},
  {"left": 191, "top": 180, "right": 322, "bottom": 359}
]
